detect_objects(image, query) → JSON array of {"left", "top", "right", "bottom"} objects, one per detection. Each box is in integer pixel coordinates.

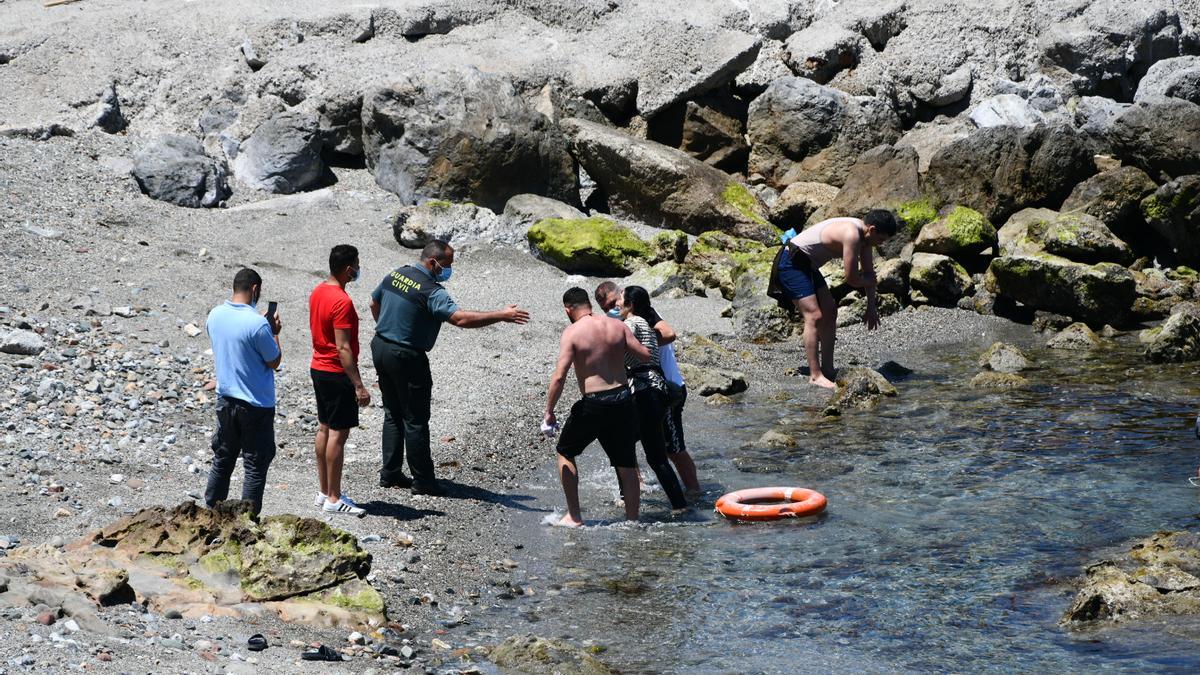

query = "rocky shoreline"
[{"left": 6, "top": 0, "right": 1200, "bottom": 669}]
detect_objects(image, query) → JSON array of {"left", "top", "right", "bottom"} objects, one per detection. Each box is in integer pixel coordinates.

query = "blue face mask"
[
  {"left": 607, "top": 307, "right": 621, "bottom": 318},
  {"left": 349, "top": 265, "right": 361, "bottom": 283},
  {"left": 434, "top": 261, "right": 452, "bottom": 283}
]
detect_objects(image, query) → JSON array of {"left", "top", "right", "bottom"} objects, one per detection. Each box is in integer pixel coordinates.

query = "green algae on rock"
[
  {"left": 987, "top": 252, "right": 1136, "bottom": 326},
  {"left": 913, "top": 206, "right": 996, "bottom": 257},
  {"left": 896, "top": 197, "right": 939, "bottom": 236},
  {"left": 527, "top": 216, "right": 651, "bottom": 276},
  {"left": 1, "top": 501, "right": 386, "bottom": 632}
]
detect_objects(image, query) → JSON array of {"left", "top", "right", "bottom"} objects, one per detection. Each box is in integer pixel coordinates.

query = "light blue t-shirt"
[{"left": 206, "top": 301, "right": 279, "bottom": 408}]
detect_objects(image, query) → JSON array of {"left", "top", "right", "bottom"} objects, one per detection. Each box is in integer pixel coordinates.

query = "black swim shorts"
[
  {"left": 311, "top": 368, "right": 359, "bottom": 430},
  {"left": 556, "top": 387, "right": 638, "bottom": 469}
]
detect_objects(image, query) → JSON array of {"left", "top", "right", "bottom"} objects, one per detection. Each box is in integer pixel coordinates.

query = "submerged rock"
[
  {"left": 978, "top": 342, "right": 1030, "bottom": 373},
  {"left": 969, "top": 371, "right": 1030, "bottom": 389},
  {"left": 489, "top": 634, "right": 615, "bottom": 675},
  {"left": 1047, "top": 322, "right": 1102, "bottom": 350},
  {"left": 1063, "top": 531, "right": 1200, "bottom": 627},
  {"left": 1142, "top": 311, "right": 1200, "bottom": 363},
  {"left": 823, "top": 367, "right": 898, "bottom": 416}
]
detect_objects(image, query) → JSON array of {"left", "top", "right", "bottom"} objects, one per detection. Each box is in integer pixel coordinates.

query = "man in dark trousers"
[
  {"left": 370, "top": 240, "right": 530, "bottom": 496},
  {"left": 205, "top": 268, "right": 282, "bottom": 515}
]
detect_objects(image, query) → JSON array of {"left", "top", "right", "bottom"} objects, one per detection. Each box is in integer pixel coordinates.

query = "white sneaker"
[
  {"left": 314, "top": 492, "right": 325, "bottom": 508},
  {"left": 322, "top": 498, "right": 365, "bottom": 517}
]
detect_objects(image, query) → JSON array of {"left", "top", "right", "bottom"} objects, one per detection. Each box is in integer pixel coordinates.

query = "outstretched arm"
[
  {"left": 448, "top": 304, "right": 530, "bottom": 328},
  {"left": 544, "top": 332, "right": 575, "bottom": 426}
]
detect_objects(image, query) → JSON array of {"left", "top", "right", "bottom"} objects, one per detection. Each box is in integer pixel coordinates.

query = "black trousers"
[
  {"left": 371, "top": 336, "right": 435, "bottom": 487},
  {"left": 206, "top": 396, "right": 275, "bottom": 515},
  {"left": 631, "top": 387, "right": 687, "bottom": 509}
]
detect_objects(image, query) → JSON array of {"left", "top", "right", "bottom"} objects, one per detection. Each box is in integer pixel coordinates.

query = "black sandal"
[
  {"left": 247, "top": 634, "right": 267, "bottom": 652},
  {"left": 301, "top": 644, "right": 343, "bottom": 662}
]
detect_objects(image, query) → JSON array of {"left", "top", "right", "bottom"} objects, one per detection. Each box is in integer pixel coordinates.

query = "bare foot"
[
  {"left": 809, "top": 375, "right": 837, "bottom": 389},
  {"left": 556, "top": 514, "right": 584, "bottom": 528}
]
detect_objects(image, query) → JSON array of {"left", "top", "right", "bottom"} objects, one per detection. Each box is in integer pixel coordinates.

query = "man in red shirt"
[{"left": 309, "top": 244, "right": 371, "bottom": 516}]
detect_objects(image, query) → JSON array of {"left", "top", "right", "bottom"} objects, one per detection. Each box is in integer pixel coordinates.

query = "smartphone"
[{"left": 266, "top": 301, "right": 279, "bottom": 331}]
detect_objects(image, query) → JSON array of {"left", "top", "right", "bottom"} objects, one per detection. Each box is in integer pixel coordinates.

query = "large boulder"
[
  {"left": 987, "top": 253, "right": 1137, "bottom": 325},
  {"left": 681, "top": 231, "right": 774, "bottom": 300},
  {"left": 925, "top": 125, "right": 1096, "bottom": 223},
  {"left": 392, "top": 201, "right": 518, "bottom": 250},
  {"left": 746, "top": 77, "right": 902, "bottom": 188},
  {"left": 361, "top": 67, "right": 577, "bottom": 211},
  {"left": 997, "top": 208, "right": 1059, "bottom": 256},
  {"left": 676, "top": 363, "right": 749, "bottom": 397},
  {"left": 913, "top": 206, "right": 997, "bottom": 258},
  {"left": 527, "top": 217, "right": 651, "bottom": 276},
  {"left": 1060, "top": 166, "right": 1159, "bottom": 255},
  {"left": 769, "top": 181, "right": 839, "bottom": 228},
  {"left": 132, "top": 135, "right": 231, "bottom": 208},
  {"left": 969, "top": 94, "right": 1046, "bottom": 129},
  {"left": 895, "top": 118, "right": 973, "bottom": 173},
  {"left": 908, "top": 253, "right": 973, "bottom": 306},
  {"left": 730, "top": 265, "right": 795, "bottom": 343},
  {"left": 782, "top": 24, "right": 867, "bottom": 85},
  {"left": 562, "top": 118, "right": 772, "bottom": 241},
  {"left": 232, "top": 110, "right": 327, "bottom": 194},
  {"left": 1135, "top": 56, "right": 1200, "bottom": 105},
  {"left": 0, "top": 501, "right": 388, "bottom": 629},
  {"left": 1143, "top": 311, "right": 1200, "bottom": 362},
  {"left": 502, "top": 194, "right": 587, "bottom": 232},
  {"left": 819, "top": 145, "right": 921, "bottom": 221},
  {"left": 1109, "top": 99, "right": 1200, "bottom": 180},
  {"left": 1029, "top": 211, "right": 1133, "bottom": 265},
  {"left": 1038, "top": 3, "right": 1183, "bottom": 100},
  {"left": 1141, "top": 176, "right": 1200, "bottom": 267},
  {"left": 675, "top": 93, "right": 749, "bottom": 173}
]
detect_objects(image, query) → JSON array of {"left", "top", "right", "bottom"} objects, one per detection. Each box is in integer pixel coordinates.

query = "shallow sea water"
[{"left": 475, "top": 339, "right": 1200, "bottom": 673}]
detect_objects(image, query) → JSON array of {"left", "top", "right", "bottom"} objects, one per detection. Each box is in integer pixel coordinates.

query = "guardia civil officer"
[{"left": 370, "top": 240, "right": 530, "bottom": 496}]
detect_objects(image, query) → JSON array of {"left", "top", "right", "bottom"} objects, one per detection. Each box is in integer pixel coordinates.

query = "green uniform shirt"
[{"left": 371, "top": 265, "right": 458, "bottom": 351}]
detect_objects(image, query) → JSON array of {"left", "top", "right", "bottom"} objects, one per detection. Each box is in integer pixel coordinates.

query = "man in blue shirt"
[
  {"left": 205, "top": 268, "right": 282, "bottom": 515},
  {"left": 370, "top": 240, "right": 529, "bottom": 496}
]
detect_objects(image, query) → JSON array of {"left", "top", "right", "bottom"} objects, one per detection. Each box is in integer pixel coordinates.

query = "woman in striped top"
[{"left": 619, "top": 286, "right": 687, "bottom": 510}]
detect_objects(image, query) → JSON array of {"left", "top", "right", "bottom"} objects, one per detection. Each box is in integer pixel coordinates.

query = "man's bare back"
[{"left": 562, "top": 314, "right": 636, "bottom": 395}]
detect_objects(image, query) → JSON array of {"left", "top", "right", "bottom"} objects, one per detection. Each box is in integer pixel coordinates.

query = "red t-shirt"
[{"left": 309, "top": 282, "right": 358, "bottom": 373}]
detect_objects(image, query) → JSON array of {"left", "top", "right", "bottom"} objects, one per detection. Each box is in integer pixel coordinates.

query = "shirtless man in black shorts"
[{"left": 544, "top": 287, "right": 652, "bottom": 526}]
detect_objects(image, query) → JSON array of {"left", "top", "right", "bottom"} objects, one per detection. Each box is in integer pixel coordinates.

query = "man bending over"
[{"left": 777, "top": 209, "right": 898, "bottom": 388}]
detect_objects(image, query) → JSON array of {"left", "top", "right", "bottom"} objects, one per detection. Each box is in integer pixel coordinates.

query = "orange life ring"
[{"left": 714, "top": 487, "right": 827, "bottom": 522}]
